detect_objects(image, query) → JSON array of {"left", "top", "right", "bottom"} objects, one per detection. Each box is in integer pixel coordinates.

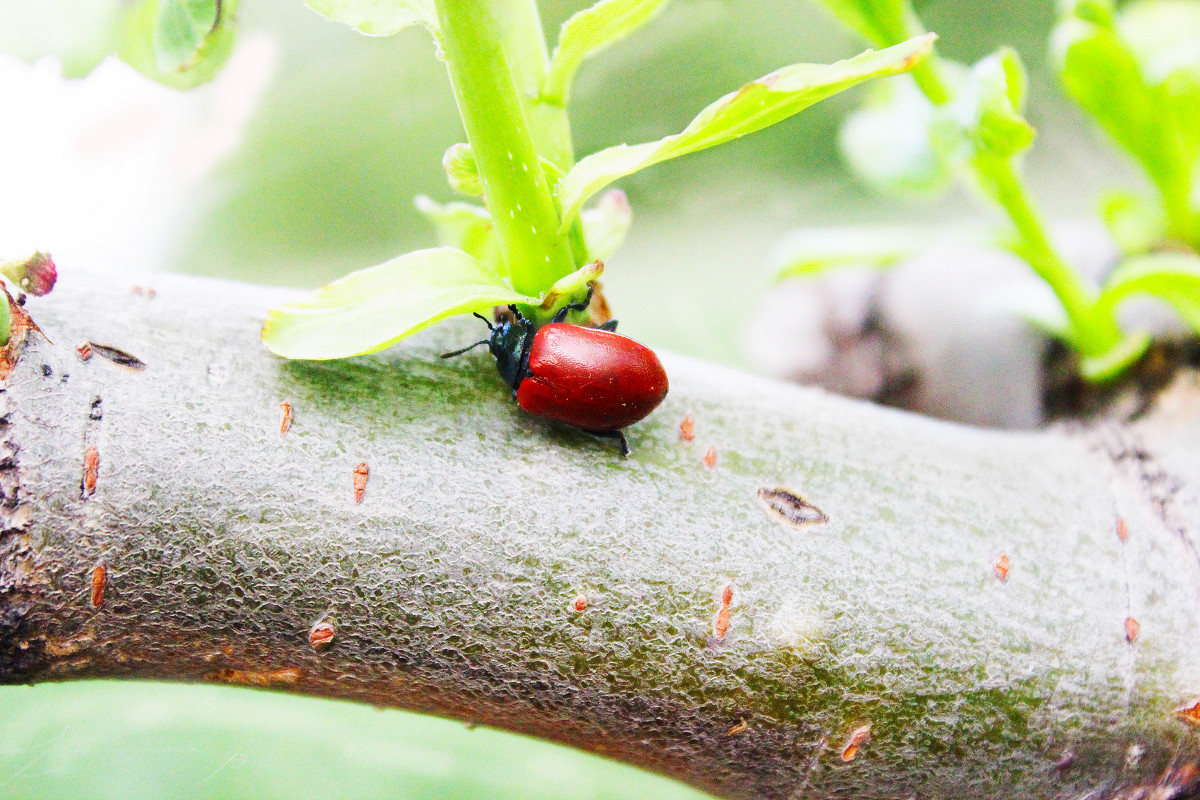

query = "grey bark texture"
[{"left": 2, "top": 270, "right": 1200, "bottom": 799}]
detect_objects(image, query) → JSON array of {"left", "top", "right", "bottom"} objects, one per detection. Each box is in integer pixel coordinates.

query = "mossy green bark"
[{"left": 2, "top": 271, "right": 1199, "bottom": 799}]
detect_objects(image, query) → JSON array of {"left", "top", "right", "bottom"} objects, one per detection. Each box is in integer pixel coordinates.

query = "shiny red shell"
[{"left": 515, "top": 324, "right": 668, "bottom": 432}]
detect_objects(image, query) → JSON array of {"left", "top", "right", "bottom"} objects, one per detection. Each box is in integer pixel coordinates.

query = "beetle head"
[{"left": 489, "top": 306, "right": 532, "bottom": 390}]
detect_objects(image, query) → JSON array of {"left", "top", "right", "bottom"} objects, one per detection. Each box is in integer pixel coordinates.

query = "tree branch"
[{"left": 3, "top": 271, "right": 1200, "bottom": 799}]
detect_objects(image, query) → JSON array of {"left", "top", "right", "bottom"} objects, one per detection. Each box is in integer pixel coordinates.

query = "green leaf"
[
  {"left": 1079, "top": 330, "right": 1152, "bottom": 382},
  {"left": 116, "top": 0, "right": 238, "bottom": 89},
  {"left": 930, "top": 48, "right": 1033, "bottom": 166},
  {"left": 154, "top": 0, "right": 220, "bottom": 73},
  {"left": 1051, "top": 1, "right": 1200, "bottom": 237},
  {"left": 771, "top": 226, "right": 936, "bottom": 279},
  {"left": 555, "top": 34, "right": 937, "bottom": 229},
  {"left": 262, "top": 248, "right": 535, "bottom": 360},
  {"left": 543, "top": 0, "right": 671, "bottom": 104},
  {"left": 811, "top": 0, "right": 923, "bottom": 49},
  {"left": 0, "top": 0, "right": 121, "bottom": 77},
  {"left": 414, "top": 196, "right": 502, "bottom": 274},
  {"left": 0, "top": 287, "right": 10, "bottom": 347},
  {"left": 442, "top": 143, "right": 483, "bottom": 197},
  {"left": 838, "top": 74, "right": 953, "bottom": 195},
  {"left": 580, "top": 189, "right": 633, "bottom": 261},
  {"left": 537, "top": 260, "right": 606, "bottom": 314},
  {"left": 1096, "top": 252, "right": 1200, "bottom": 332},
  {"left": 304, "top": 0, "right": 436, "bottom": 36},
  {"left": 1100, "top": 190, "right": 1169, "bottom": 254}
]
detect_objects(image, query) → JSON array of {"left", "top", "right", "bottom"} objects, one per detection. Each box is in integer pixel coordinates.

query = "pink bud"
[{"left": 2, "top": 252, "right": 57, "bottom": 296}]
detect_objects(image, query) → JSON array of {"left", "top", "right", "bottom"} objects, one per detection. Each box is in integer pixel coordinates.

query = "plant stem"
[
  {"left": 888, "top": 7, "right": 1124, "bottom": 364},
  {"left": 8, "top": 271, "right": 1200, "bottom": 800},
  {"left": 979, "top": 156, "right": 1121, "bottom": 356},
  {"left": 491, "top": 0, "right": 591, "bottom": 271},
  {"left": 435, "top": 0, "right": 576, "bottom": 297}
]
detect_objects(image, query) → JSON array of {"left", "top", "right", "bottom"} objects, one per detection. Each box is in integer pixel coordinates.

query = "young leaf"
[
  {"left": 771, "top": 226, "right": 937, "bottom": 279},
  {"left": 304, "top": 0, "right": 437, "bottom": 36},
  {"left": 1051, "top": 2, "right": 1199, "bottom": 239},
  {"left": 543, "top": 0, "right": 671, "bottom": 104},
  {"left": 838, "top": 74, "right": 953, "bottom": 195},
  {"left": 414, "top": 196, "right": 503, "bottom": 274},
  {"left": 555, "top": 34, "right": 936, "bottom": 229},
  {"left": 261, "top": 248, "right": 535, "bottom": 360},
  {"left": 442, "top": 143, "right": 483, "bottom": 197},
  {"left": 154, "top": 0, "right": 221, "bottom": 73},
  {"left": 0, "top": 0, "right": 121, "bottom": 77},
  {"left": 116, "top": 0, "right": 238, "bottom": 89},
  {"left": 580, "top": 189, "right": 633, "bottom": 261},
  {"left": 1100, "top": 190, "right": 1169, "bottom": 254},
  {"left": 930, "top": 48, "right": 1033, "bottom": 165},
  {"left": 1096, "top": 253, "right": 1200, "bottom": 332}
]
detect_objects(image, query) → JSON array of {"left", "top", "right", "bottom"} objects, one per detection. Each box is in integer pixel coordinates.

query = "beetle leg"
[
  {"left": 589, "top": 429, "right": 630, "bottom": 458},
  {"left": 598, "top": 319, "right": 618, "bottom": 332},
  {"left": 552, "top": 286, "right": 596, "bottom": 324}
]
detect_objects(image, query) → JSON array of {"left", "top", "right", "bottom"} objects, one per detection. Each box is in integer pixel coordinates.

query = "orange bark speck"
[
  {"left": 679, "top": 415, "right": 695, "bottom": 442},
  {"left": 1116, "top": 516, "right": 1129, "bottom": 542},
  {"left": 90, "top": 561, "right": 106, "bottom": 608},
  {"left": 309, "top": 621, "right": 335, "bottom": 650},
  {"left": 82, "top": 447, "right": 99, "bottom": 496},
  {"left": 1125, "top": 616, "right": 1141, "bottom": 643},
  {"left": 353, "top": 462, "right": 369, "bottom": 503},
  {"left": 1175, "top": 700, "right": 1200, "bottom": 726},
  {"left": 207, "top": 667, "right": 302, "bottom": 686},
  {"left": 279, "top": 402, "right": 293, "bottom": 435},
  {"left": 703, "top": 446, "right": 717, "bottom": 469},
  {"left": 840, "top": 724, "right": 872, "bottom": 762},
  {"left": 993, "top": 553, "right": 1010, "bottom": 582},
  {"left": 712, "top": 584, "right": 733, "bottom": 640}
]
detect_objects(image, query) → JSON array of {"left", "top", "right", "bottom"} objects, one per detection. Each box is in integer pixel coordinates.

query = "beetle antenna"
[
  {"left": 472, "top": 312, "right": 494, "bottom": 331},
  {"left": 440, "top": 340, "right": 489, "bottom": 359},
  {"left": 508, "top": 304, "right": 525, "bottom": 322}
]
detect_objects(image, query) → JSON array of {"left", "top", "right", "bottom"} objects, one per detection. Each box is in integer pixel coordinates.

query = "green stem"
[
  {"left": 1157, "top": 173, "right": 1199, "bottom": 251},
  {"left": 434, "top": 0, "right": 576, "bottom": 298},
  {"left": 896, "top": 12, "right": 952, "bottom": 105},
  {"left": 492, "top": 0, "right": 592, "bottom": 271},
  {"left": 981, "top": 156, "right": 1121, "bottom": 356},
  {"left": 886, "top": 5, "right": 1124, "bottom": 363}
]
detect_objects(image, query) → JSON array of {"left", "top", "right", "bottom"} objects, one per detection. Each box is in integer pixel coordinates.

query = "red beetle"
[{"left": 443, "top": 291, "right": 668, "bottom": 456}]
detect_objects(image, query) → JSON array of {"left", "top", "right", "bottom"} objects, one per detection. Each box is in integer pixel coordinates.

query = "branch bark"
[{"left": 3, "top": 271, "right": 1200, "bottom": 799}]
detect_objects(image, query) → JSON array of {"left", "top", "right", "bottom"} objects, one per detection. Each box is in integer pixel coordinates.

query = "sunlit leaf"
[
  {"left": 543, "top": 0, "right": 671, "bottom": 104},
  {"left": 1100, "top": 190, "right": 1169, "bottom": 254},
  {"left": 262, "top": 248, "right": 535, "bottom": 360},
  {"left": 555, "top": 34, "right": 936, "bottom": 229},
  {"left": 1052, "top": 0, "right": 1199, "bottom": 235},
  {"left": 1096, "top": 252, "right": 1200, "bottom": 331},
  {"left": 304, "top": 0, "right": 436, "bottom": 36},
  {"left": 772, "top": 226, "right": 937, "bottom": 279},
  {"left": 154, "top": 0, "right": 220, "bottom": 73},
  {"left": 0, "top": 0, "right": 121, "bottom": 77},
  {"left": 930, "top": 48, "right": 1033, "bottom": 165},
  {"left": 580, "top": 189, "right": 633, "bottom": 260},
  {"left": 442, "top": 143, "right": 482, "bottom": 196},
  {"left": 116, "top": 0, "right": 238, "bottom": 89},
  {"left": 414, "top": 195, "right": 502, "bottom": 273},
  {"left": 839, "top": 74, "right": 953, "bottom": 195}
]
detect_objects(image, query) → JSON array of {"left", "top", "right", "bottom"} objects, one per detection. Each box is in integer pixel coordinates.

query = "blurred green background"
[{"left": 0, "top": 0, "right": 1136, "bottom": 797}]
